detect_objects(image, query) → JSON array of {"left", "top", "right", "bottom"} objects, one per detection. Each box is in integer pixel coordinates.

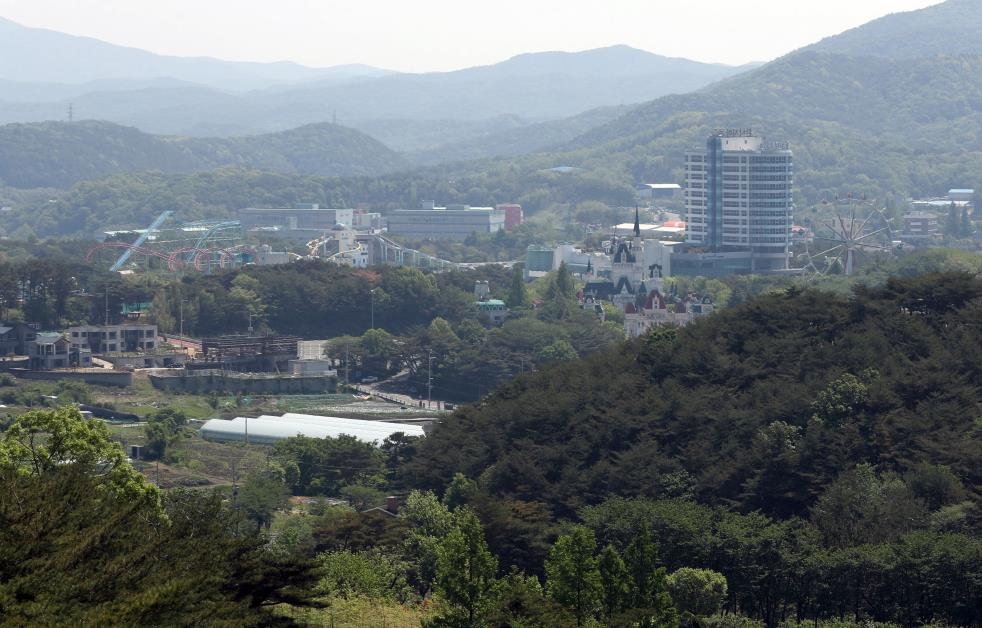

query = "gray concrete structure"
[
  {"left": 68, "top": 323, "right": 157, "bottom": 354},
  {"left": 387, "top": 203, "right": 505, "bottom": 241},
  {"left": 239, "top": 204, "right": 355, "bottom": 239},
  {"left": 682, "top": 129, "right": 793, "bottom": 275}
]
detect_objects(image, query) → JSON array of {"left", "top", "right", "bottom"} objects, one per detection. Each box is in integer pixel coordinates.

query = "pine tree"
[
  {"left": 946, "top": 202, "right": 959, "bottom": 241},
  {"left": 598, "top": 544, "right": 631, "bottom": 620},
  {"left": 545, "top": 526, "right": 602, "bottom": 625},
  {"left": 555, "top": 261, "right": 575, "bottom": 299},
  {"left": 507, "top": 263, "right": 528, "bottom": 308},
  {"left": 623, "top": 523, "right": 678, "bottom": 628}
]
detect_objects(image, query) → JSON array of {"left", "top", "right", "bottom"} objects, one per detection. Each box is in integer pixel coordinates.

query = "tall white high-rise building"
[{"left": 681, "top": 129, "right": 793, "bottom": 274}]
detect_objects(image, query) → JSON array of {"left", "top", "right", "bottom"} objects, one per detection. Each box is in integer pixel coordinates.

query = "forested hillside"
[
  {"left": 808, "top": 0, "right": 982, "bottom": 59},
  {"left": 415, "top": 0, "right": 982, "bottom": 205},
  {"left": 408, "top": 272, "right": 982, "bottom": 518},
  {"left": 405, "top": 105, "right": 633, "bottom": 165},
  {"left": 556, "top": 50, "right": 982, "bottom": 202},
  {"left": 377, "top": 271, "right": 982, "bottom": 625},
  {"left": 0, "top": 120, "right": 407, "bottom": 188}
]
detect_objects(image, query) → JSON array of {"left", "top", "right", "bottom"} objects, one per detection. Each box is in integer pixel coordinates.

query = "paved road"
[{"left": 351, "top": 382, "right": 451, "bottom": 411}]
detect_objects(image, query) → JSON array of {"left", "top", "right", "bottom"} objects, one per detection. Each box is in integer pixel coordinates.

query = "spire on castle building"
[{"left": 634, "top": 206, "right": 641, "bottom": 238}]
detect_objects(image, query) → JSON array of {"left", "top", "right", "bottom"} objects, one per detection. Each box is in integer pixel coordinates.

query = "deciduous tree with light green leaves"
[
  {"left": 429, "top": 508, "right": 498, "bottom": 627},
  {"left": 665, "top": 567, "right": 727, "bottom": 622},
  {"left": 0, "top": 405, "right": 159, "bottom": 506}
]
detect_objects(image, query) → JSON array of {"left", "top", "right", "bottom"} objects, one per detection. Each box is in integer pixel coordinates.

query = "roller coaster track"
[
  {"left": 312, "top": 232, "right": 457, "bottom": 270},
  {"left": 86, "top": 242, "right": 255, "bottom": 273},
  {"left": 109, "top": 210, "right": 173, "bottom": 272},
  {"left": 87, "top": 242, "right": 184, "bottom": 271},
  {"left": 182, "top": 221, "right": 241, "bottom": 264}
]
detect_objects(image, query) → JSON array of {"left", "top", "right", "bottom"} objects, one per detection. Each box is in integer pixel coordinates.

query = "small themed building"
[
  {"left": 582, "top": 209, "right": 715, "bottom": 337},
  {"left": 624, "top": 289, "right": 715, "bottom": 339},
  {"left": 29, "top": 333, "right": 71, "bottom": 370}
]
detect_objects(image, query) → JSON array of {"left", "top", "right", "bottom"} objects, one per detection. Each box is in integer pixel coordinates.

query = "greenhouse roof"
[{"left": 199, "top": 413, "right": 425, "bottom": 445}]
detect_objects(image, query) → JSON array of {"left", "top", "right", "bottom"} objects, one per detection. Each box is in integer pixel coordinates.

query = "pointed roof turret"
[{"left": 633, "top": 205, "right": 641, "bottom": 238}]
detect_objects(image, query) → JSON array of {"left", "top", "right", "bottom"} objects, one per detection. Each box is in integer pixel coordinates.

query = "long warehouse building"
[{"left": 199, "top": 413, "right": 426, "bottom": 445}]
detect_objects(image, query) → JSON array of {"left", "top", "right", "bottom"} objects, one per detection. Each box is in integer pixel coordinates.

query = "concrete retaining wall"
[
  {"left": 104, "top": 354, "right": 186, "bottom": 369},
  {"left": 149, "top": 372, "right": 337, "bottom": 394},
  {"left": 10, "top": 369, "right": 134, "bottom": 387},
  {"left": 0, "top": 358, "right": 30, "bottom": 371}
]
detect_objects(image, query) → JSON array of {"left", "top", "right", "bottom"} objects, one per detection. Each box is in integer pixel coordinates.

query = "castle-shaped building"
[{"left": 583, "top": 208, "right": 713, "bottom": 338}]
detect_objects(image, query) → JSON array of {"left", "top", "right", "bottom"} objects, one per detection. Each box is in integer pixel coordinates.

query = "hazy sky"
[{"left": 0, "top": 0, "right": 943, "bottom": 73}]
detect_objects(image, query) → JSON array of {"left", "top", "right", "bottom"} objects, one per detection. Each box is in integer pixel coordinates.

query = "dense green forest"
[
  {"left": 0, "top": 120, "right": 408, "bottom": 188},
  {"left": 397, "top": 271, "right": 982, "bottom": 624},
  {"left": 408, "top": 272, "right": 982, "bottom": 515},
  {"left": 3, "top": 272, "right": 982, "bottom": 625}
]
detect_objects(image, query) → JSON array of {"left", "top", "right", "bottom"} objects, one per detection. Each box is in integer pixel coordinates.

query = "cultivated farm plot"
[
  {"left": 274, "top": 394, "right": 432, "bottom": 418},
  {"left": 108, "top": 421, "right": 270, "bottom": 488}
]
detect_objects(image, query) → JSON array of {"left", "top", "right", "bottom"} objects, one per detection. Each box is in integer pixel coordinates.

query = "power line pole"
[
  {"left": 427, "top": 350, "right": 433, "bottom": 408},
  {"left": 370, "top": 289, "right": 376, "bottom": 330},
  {"left": 231, "top": 460, "right": 239, "bottom": 510}
]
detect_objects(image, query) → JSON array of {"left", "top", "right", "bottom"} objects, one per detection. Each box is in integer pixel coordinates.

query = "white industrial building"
[{"left": 199, "top": 413, "right": 425, "bottom": 446}]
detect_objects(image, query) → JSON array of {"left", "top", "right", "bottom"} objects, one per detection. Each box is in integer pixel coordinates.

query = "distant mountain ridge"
[
  {"left": 0, "top": 120, "right": 407, "bottom": 188},
  {"left": 0, "top": 17, "right": 391, "bottom": 91},
  {"left": 0, "top": 15, "right": 753, "bottom": 147},
  {"left": 456, "top": 0, "right": 982, "bottom": 204}
]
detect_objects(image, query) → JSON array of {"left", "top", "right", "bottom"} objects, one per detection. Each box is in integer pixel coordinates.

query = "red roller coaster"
[{"left": 86, "top": 242, "right": 255, "bottom": 273}]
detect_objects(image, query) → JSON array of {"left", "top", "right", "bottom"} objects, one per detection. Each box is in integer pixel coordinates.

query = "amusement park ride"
[
  {"left": 87, "top": 210, "right": 462, "bottom": 274},
  {"left": 800, "top": 201, "right": 899, "bottom": 277},
  {"left": 86, "top": 211, "right": 254, "bottom": 273}
]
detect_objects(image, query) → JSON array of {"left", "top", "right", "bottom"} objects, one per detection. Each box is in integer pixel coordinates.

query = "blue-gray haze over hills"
[
  {"left": 3, "top": 0, "right": 982, "bottom": 209},
  {"left": 0, "top": 14, "right": 752, "bottom": 145}
]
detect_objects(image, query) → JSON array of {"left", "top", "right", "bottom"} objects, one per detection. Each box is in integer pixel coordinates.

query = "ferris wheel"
[{"left": 802, "top": 204, "right": 897, "bottom": 276}]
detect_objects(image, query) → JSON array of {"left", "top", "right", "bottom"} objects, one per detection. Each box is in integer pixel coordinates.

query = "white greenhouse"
[{"left": 198, "top": 413, "right": 426, "bottom": 446}]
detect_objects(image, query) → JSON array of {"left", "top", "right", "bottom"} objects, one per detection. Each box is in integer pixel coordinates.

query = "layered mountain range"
[{"left": 2, "top": 0, "right": 982, "bottom": 237}]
